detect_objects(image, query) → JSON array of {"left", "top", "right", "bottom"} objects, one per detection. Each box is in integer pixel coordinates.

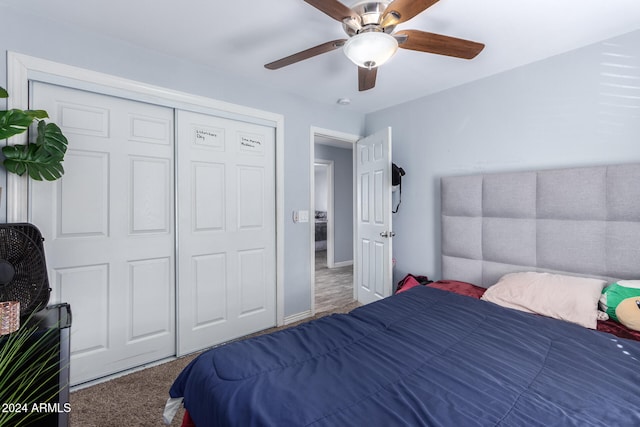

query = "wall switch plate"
[{"left": 292, "top": 210, "right": 310, "bottom": 223}]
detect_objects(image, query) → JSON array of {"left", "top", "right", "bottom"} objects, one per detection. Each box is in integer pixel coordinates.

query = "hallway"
[{"left": 315, "top": 250, "right": 355, "bottom": 313}]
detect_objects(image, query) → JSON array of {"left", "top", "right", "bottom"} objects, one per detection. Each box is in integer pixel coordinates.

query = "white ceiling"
[{"left": 7, "top": 0, "right": 640, "bottom": 113}]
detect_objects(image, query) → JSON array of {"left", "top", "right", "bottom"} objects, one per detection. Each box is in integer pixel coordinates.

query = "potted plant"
[
  {"left": 0, "top": 86, "right": 68, "bottom": 181},
  {"left": 0, "top": 312, "right": 62, "bottom": 426}
]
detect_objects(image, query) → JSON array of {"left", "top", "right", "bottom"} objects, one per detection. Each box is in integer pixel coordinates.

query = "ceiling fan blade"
[
  {"left": 304, "top": 0, "right": 357, "bottom": 22},
  {"left": 358, "top": 67, "right": 377, "bottom": 91},
  {"left": 381, "top": 0, "right": 439, "bottom": 27},
  {"left": 396, "top": 30, "right": 484, "bottom": 59},
  {"left": 264, "top": 39, "right": 347, "bottom": 70}
]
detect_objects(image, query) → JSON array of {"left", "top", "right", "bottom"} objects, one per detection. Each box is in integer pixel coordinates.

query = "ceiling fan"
[{"left": 264, "top": 0, "right": 485, "bottom": 91}]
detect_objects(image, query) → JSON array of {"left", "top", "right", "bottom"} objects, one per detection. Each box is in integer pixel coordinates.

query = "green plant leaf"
[
  {"left": 2, "top": 142, "right": 66, "bottom": 181},
  {"left": 1, "top": 87, "right": 67, "bottom": 181},
  {"left": 35, "top": 120, "right": 68, "bottom": 159},
  {"left": 25, "top": 110, "right": 49, "bottom": 119},
  {"left": 0, "top": 109, "right": 48, "bottom": 140}
]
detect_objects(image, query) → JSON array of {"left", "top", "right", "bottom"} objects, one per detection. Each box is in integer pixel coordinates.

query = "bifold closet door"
[
  {"left": 29, "top": 82, "right": 176, "bottom": 385},
  {"left": 176, "top": 110, "right": 276, "bottom": 355}
]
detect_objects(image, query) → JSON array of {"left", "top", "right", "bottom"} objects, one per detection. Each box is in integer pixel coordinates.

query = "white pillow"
[{"left": 481, "top": 272, "right": 607, "bottom": 329}]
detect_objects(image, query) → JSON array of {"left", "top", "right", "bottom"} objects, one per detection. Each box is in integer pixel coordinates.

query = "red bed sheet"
[{"left": 180, "top": 410, "right": 195, "bottom": 427}]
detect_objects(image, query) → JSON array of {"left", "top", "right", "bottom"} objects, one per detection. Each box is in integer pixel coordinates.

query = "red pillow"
[
  {"left": 427, "top": 280, "right": 487, "bottom": 299},
  {"left": 395, "top": 275, "right": 422, "bottom": 294}
]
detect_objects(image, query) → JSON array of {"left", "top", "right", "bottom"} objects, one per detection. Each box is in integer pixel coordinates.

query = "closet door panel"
[
  {"left": 29, "top": 82, "right": 175, "bottom": 385},
  {"left": 176, "top": 110, "right": 276, "bottom": 355}
]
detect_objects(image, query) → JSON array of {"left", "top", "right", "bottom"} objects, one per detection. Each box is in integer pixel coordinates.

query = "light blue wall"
[
  {"left": 4, "top": 4, "right": 638, "bottom": 314},
  {"left": 0, "top": 5, "right": 365, "bottom": 317},
  {"left": 315, "top": 144, "right": 354, "bottom": 263},
  {"left": 365, "top": 29, "right": 640, "bottom": 286}
]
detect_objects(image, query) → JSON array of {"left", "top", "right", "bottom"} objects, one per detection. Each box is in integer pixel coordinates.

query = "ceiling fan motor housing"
[{"left": 342, "top": 1, "right": 396, "bottom": 36}]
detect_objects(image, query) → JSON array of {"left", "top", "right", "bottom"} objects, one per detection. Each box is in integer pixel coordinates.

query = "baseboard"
[
  {"left": 71, "top": 355, "right": 179, "bottom": 392},
  {"left": 332, "top": 260, "right": 353, "bottom": 268},
  {"left": 284, "top": 310, "right": 313, "bottom": 325}
]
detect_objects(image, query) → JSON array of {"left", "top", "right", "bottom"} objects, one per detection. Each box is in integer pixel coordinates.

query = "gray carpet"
[{"left": 69, "top": 301, "right": 361, "bottom": 426}]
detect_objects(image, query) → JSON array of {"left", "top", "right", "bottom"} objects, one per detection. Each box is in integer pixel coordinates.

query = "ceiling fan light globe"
[{"left": 343, "top": 31, "right": 398, "bottom": 68}]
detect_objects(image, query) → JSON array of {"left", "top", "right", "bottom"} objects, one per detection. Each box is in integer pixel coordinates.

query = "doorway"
[{"left": 310, "top": 128, "right": 359, "bottom": 315}]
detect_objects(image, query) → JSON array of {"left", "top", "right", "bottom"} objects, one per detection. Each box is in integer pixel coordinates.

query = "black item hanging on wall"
[{"left": 392, "top": 163, "right": 406, "bottom": 213}]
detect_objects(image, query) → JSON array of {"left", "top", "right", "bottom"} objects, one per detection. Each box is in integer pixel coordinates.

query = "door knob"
[{"left": 380, "top": 231, "right": 395, "bottom": 238}]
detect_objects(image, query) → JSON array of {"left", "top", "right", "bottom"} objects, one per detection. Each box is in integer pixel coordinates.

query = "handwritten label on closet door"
[
  {"left": 238, "top": 132, "right": 264, "bottom": 155},
  {"left": 193, "top": 126, "right": 225, "bottom": 150}
]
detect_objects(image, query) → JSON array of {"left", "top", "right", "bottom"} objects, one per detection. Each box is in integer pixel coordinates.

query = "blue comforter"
[{"left": 169, "top": 286, "right": 640, "bottom": 426}]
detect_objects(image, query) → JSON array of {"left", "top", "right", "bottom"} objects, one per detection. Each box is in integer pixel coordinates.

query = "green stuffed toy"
[{"left": 599, "top": 281, "right": 640, "bottom": 322}]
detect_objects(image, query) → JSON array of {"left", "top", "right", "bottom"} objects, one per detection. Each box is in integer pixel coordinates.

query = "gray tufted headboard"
[{"left": 441, "top": 164, "right": 640, "bottom": 287}]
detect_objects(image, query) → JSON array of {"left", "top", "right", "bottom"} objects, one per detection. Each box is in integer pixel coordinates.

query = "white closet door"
[
  {"left": 176, "top": 110, "right": 276, "bottom": 355},
  {"left": 29, "top": 82, "right": 175, "bottom": 385}
]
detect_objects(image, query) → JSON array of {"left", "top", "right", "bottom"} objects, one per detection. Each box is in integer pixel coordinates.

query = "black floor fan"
[{"left": 0, "top": 223, "right": 51, "bottom": 316}]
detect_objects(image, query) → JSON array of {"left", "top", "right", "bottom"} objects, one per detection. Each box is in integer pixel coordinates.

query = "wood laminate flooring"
[{"left": 315, "top": 250, "right": 356, "bottom": 313}]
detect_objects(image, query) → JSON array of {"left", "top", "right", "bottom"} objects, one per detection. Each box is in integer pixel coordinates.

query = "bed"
[{"left": 165, "top": 163, "right": 640, "bottom": 426}]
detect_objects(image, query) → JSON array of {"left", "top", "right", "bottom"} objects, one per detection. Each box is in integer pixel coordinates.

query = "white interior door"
[
  {"left": 176, "top": 110, "right": 276, "bottom": 355},
  {"left": 355, "top": 127, "right": 393, "bottom": 305},
  {"left": 29, "top": 82, "right": 175, "bottom": 385}
]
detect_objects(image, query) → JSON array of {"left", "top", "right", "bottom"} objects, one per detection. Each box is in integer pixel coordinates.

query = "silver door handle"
[{"left": 380, "top": 231, "right": 395, "bottom": 238}]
